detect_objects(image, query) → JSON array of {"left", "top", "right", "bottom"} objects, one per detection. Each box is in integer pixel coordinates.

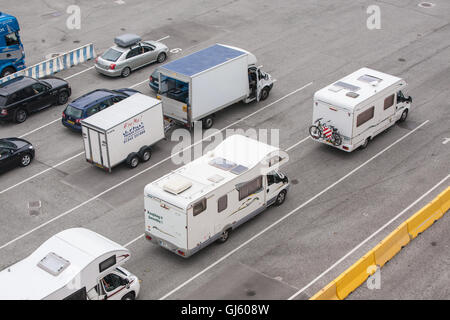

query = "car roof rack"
[{"left": 114, "top": 34, "right": 141, "bottom": 48}]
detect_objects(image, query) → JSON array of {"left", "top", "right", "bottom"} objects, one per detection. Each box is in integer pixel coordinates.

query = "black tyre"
[
  {"left": 19, "top": 153, "right": 33, "bottom": 167},
  {"left": 360, "top": 137, "right": 370, "bottom": 150},
  {"left": 138, "top": 146, "right": 152, "bottom": 162},
  {"left": 157, "top": 52, "right": 167, "bottom": 63},
  {"left": 309, "top": 125, "right": 321, "bottom": 139},
  {"left": 274, "top": 190, "right": 287, "bottom": 206},
  {"left": 202, "top": 116, "right": 214, "bottom": 129},
  {"left": 217, "top": 228, "right": 231, "bottom": 243},
  {"left": 57, "top": 90, "right": 69, "bottom": 105},
  {"left": 14, "top": 109, "right": 28, "bottom": 123},
  {"left": 1, "top": 67, "right": 15, "bottom": 77},
  {"left": 121, "top": 67, "right": 131, "bottom": 78},
  {"left": 260, "top": 87, "right": 270, "bottom": 101},
  {"left": 126, "top": 153, "right": 140, "bottom": 168},
  {"left": 332, "top": 133, "right": 342, "bottom": 146},
  {"left": 121, "top": 292, "right": 135, "bottom": 300},
  {"left": 399, "top": 109, "right": 408, "bottom": 122}
]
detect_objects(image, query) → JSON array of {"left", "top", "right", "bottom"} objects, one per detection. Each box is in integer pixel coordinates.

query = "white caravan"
[
  {"left": 0, "top": 228, "right": 140, "bottom": 300},
  {"left": 144, "top": 135, "right": 289, "bottom": 258},
  {"left": 310, "top": 67, "right": 412, "bottom": 152},
  {"left": 81, "top": 93, "right": 165, "bottom": 171}
]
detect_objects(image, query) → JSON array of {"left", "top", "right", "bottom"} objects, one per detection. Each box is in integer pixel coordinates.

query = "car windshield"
[
  {"left": 101, "top": 48, "right": 122, "bottom": 62},
  {"left": 0, "top": 95, "right": 7, "bottom": 106},
  {"left": 65, "top": 105, "right": 83, "bottom": 118}
]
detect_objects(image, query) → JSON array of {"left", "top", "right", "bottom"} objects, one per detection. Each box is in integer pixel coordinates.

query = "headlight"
[{"left": 28, "top": 145, "right": 34, "bottom": 149}]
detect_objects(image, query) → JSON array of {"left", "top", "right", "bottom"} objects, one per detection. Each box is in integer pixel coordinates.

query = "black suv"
[{"left": 0, "top": 76, "right": 71, "bottom": 123}]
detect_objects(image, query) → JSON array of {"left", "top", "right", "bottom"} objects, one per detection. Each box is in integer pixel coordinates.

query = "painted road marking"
[{"left": 157, "top": 120, "right": 429, "bottom": 300}]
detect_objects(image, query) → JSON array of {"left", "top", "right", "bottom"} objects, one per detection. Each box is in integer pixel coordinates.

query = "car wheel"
[
  {"left": 57, "top": 90, "right": 69, "bottom": 105},
  {"left": 202, "top": 116, "right": 214, "bottom": 129},
  {"left": 14, "top": 109, "right": 28, "bottom": 123},
  {"left": 157, "top": 52, "right": 167, "bottom": 63},
  {"left": 274, "top": 190, "right": 287, "bottom": 206},
  {"left": 260, "top": 87, "right": 270, "bottom": 101},
  {"left": 1, "top": 67, "right": 15, "bottom": 77},
  {"left": 217, "top": 228, "right": 231, "bottom": 243},
  {"left": 121, "top": 67, "right": 131, "bottom": 78},
  {"left": 399, "top": 109, "right": 408, "bottom": 122},
  {"left": 126, "top": 153, "right": 139, "bottom": 168},
  {"left": 121, "top": 292, "right": 135, "bottom": 300},
  {"left": 360, "top": 137, "right": 370, "bottom": 150},
  {"left": 138, "top": 146, "right": 152, "bottom": 162},
  {"left": 19, "top": 153, "right": 33, "bottom": 167}
]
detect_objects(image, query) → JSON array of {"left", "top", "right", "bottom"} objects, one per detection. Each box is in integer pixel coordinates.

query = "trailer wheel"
[
  {"left": 274, "top": 190, "right": 287, "bottom": 206},
  {"left": 138, "top": 147, "right": 152, "bottom": 162},
  {"left": 202, "top": 116, "right": 214, "bottom": 129},
  {"left": 260, "top": 87, "right": 270, "bottom": 101},
  {"left": 217, "top": 228, "right": 231, "bottom": 243},
  {"left": 126, "top": 153, "right": 140, "bottom": 168},
  {"left": 360, "top": 138, "right": 370, "bottom": 150},
  {"left": 121, "top": 292, "right": 135, "bottom": 300}
]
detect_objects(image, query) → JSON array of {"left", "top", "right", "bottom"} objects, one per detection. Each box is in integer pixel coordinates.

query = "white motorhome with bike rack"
[
  {"left": 0, "top": 228, "right": 140, "bottom": 300},
  {"left": 309, "top": 67, "right": 412, "bottom": 152},
  {"left": 144, "top": 134, "right": 289, "bottom": 258}
]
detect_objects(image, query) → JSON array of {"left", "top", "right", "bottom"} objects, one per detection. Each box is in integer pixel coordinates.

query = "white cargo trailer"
[
  {"left": 81, "top": 93, "right": 165, "bottom": 171},
  {"left": 157, "top": 44, "right": 275, "bottom": 129},
  {"left": 310, "top": 67, "right": 412, "bottom": 152},
  {"left": 0, "top": 228, "right": 140, "bottom": 300},
  {"left": 144, "top": 134, "right": 289, "bottom": 258}
]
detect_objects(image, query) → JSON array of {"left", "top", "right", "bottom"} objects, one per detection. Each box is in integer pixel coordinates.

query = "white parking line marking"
[
  {"left": 286, "top": 136, "right": 310, "bottom": 152},
  {"left": 0, "top": 82, "right": 313, "bottom": 251},
  {"left": 156, "top": 35, "right": 170, "bottom": 42},
  {"left": 0, "top": 152, "right": 84, "bottom": 195},
  {"left": 64, "top": 66, "right": 95, "bottom": 80},
  {"left": 288, "top": 172, "right": 450, "bottom": 300},
  {"left": 19, "top": 118, "right": 61, "bottom": 138},
  {"left": 158, "top": 120, "right": 429, "bottom": 300}
]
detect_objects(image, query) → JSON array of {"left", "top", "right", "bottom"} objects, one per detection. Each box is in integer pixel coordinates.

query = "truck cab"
[
  {"left": 0, "top": 12, "right": 26, "bottom": 77},
  {"left": 245, "top": 65, "right": 274, "bottom": 103}
]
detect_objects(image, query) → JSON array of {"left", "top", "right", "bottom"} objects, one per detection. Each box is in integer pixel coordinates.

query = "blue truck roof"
[
  {"left": 0, "top": 12, "right": 20, "bottom": 33},
  {"left": 161, "top": 44, "right": 246, "bottom": 77}
]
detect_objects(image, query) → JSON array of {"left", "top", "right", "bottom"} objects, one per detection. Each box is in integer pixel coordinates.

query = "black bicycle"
[{"left": 309, "top": 118, "right": 342, "bottom": 146}]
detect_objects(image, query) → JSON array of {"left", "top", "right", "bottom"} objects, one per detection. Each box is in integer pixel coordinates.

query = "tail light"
[
  {"left": 1, "top": 109, "right": 7, "bottom": 115},
  {"left": 75, "top": 119, "right": 81, "bottom": 124},
  {"left": 150, "top": 76, "right": 153, "bottom": 82},
  {"left": 342, "top": 146, "right": 349, "bottom": 150},
  {"left": 177, "top": 250, "right": 185, "bottom": 256},
  {"left": 95, "top": 57, "right": 98, "bottom": 63},
  {"left": 62, "top": 112, "right": 66, "bottom": 119},
  {"left": 109, "top": 64, "right": 116, "bottom": 70},
  {"left": 145, "top": 235, "right": 152, "bottom": 241}
]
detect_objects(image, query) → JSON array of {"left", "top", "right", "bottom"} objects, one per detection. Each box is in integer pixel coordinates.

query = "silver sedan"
[{"left": 95, "top": 36, "right": 169, "bottom": 78}]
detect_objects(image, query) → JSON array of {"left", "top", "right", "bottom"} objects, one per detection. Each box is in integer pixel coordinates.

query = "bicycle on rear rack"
[{"left": 309, "top": 118, "right": 342, "bottom": 146}]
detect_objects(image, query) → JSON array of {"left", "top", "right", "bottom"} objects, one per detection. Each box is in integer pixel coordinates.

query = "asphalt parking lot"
[{"left": 1, "top": 0, "right": 449, "bottom": 300}]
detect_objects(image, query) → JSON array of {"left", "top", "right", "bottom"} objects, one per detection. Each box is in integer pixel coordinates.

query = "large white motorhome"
[
  {"left": 310, "top": 67, "right": 412, "bottom": 152},
  {"left": 157, "top": 43, "right": 274, "bottom": 129},
  {"left": 0, "top": 228, "right": 140, "bottom": 300},
  {"left": 144, "top": 135, "right": 289, "bottom": 258}
]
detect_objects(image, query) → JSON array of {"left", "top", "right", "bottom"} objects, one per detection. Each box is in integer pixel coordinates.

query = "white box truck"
[
  {"left": 0, "top": 228, "right": 140, "bottom": 300},
  {"left": 81, "top": 93, "right": 165, "bottom": 171},
  {"left": 156, "top": 44, "right": 275, "bottom": 129},
  {"left": 309, "top": 67, "right": 412, "bottom": 152},
  {"left": 144, "top": 134, "right": 289, "bottom": 258}
]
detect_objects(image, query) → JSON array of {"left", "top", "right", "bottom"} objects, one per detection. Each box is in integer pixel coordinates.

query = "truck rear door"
[{"left": 83, "top": 126, "right": 109, "bottom": 169}]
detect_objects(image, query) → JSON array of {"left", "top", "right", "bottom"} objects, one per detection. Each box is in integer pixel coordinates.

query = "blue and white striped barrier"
[{"left": 0, "top": 43, "right": 96, "bottom": 84}]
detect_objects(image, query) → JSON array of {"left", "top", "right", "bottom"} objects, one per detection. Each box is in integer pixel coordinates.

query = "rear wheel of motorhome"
[
  {"left": 202, "top": 116, "right": 214, "bottom": 129},
  {"left": 14, "top": 109, "right": 27, "bottom": 123},
  {"left": 157, "top": 52, "right": 166, "bottom": 63},
  {"left": 57, "top": 90, "right": 69, "bottom": 105},
  {"left": 121, "top": 292, "right": 135, "bottom": 300},
  {"left": 309, "top": 125, "right": 321, "bottom": 139},
  {"left": 138, "top": 146, "right": 152, "bottom": 162},
  {"left": 275, "top": 190, "right": 287, "bottom": 206},
  {"left": 1, "top": 67, "right": 15, "bottom": 77},
  {"left": 126, "top": 153, "right": 140, "bottom": 168},
  {"left": 399, "top": 109, "right": 408, "bottom": 122},
  {"left": 121, "top": 67, "right": 131, "bottom": 78},
  {"left": 260, "top": 87, "right": 270, "bottom": 101},
  {"left": 360, "top": 138, "right": 370, "bottom": 149},
  {"left": 217, "top": 228, "right": 231, "bottom": 243}
]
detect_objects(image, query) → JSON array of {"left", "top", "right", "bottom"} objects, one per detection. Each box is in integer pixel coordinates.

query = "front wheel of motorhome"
[
  {"left": 274, "top": 190, "right": 287, "bottom": 206},
  {"left": 217, "top": 228, "right": 231, "bottom": 243},
  {"left": 202, "top": 116, "right": 214, "bottom": 129},
  {"left": 121, "top": 292, "right": 136, "bottom": 300},
  {"left": 126, "top": 153, "right": 140, "bottom": 168},
  {"left": 399, "top": 109, "right": 408, "bottom": 122}
]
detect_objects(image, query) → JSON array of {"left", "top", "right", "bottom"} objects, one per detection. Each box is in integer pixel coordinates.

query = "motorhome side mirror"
[{"left": 407, "top": 96, "right": 412, "bottom": 103}]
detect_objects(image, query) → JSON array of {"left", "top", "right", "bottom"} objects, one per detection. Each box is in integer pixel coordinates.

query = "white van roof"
[
  {"left": 314, "top": 68, "right": 406, "bottom": 112},
  {"left": 144, "top": 135, "right": 286, "bottom": 210},
  {"left": 81, "top": 93, "right": 161, "bottom": 131},
  {"left": 0, "top": 228, "right": 129, "bottom": 300}
]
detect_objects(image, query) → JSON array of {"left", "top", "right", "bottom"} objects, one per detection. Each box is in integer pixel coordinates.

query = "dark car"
[
  {"left": 61, "top": 88, "right": 140, "bottom": 132},
  {"left": 148, "top": 69, "right": 160, "bottom": 92},
  {"left": 0, "top": 137, "right": 35, "bottom": 172},
  {"left": 0, "top": 76, "right": 71, "bottom": 123}
]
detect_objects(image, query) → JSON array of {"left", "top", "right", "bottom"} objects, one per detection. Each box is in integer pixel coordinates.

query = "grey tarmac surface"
[{"left": 0, "top": 0, "right": 449, "bottom": 300}]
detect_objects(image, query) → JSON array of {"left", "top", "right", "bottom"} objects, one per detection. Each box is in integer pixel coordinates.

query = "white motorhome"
[
  {"left": 0, "top": 228, "right": 140, "bottom": 300},
  {"left": 310, "top": 67, "right": 412, "bottom": 152},
  {"left": 144, "top": 135, "right": 289, "bottom": 258},
  {"left": 81, "top": 93, "right": 165, "bottom": 171},
  {"left": 157, "top": 43, "right": 274, "bottom": 129}
]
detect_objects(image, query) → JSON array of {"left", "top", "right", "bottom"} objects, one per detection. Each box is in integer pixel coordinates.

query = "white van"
[
  {"left": 0, "top": 228, "right": 140, "bottom": 300},
  {"left": 310, "top": 67, "right": 412, "bottom": 151},
  {"left": 144, "top": 135, "right": 289, "bottom": 258}
]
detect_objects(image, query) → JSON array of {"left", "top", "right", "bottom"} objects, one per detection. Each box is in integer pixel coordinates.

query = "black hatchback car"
[
  {"left": 0, "top": 137, "right": 35, "bottom": 172},
  {"left": 0, "top": 76, "right": 71, "bottom": 123}
]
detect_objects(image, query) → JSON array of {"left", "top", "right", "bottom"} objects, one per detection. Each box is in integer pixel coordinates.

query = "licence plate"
[
  {"left": 67, "top": 120, "right": 75, "bottom": 125},
  {"left": 94, "top": 163, "right": 104, "bottom": 169}
]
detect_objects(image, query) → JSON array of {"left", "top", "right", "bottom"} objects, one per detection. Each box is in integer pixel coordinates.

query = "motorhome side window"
[
  {"left": 356, "top": 106, "right": 375, "bottom": 127},
  {"left": 99, "top": 255, "right": 116, "bottom": 273},
  {"left": 238, "top": 176, "right": 263, "bottom": 201},
  {"left": 193, "top": 198, "right": 207, "bottom": 216},
  {"left": 384, "top": 94, "right": 395, "bottom": 110},
  {"left": 218, "top": 195, "right": 228, "bottom": 213}
]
